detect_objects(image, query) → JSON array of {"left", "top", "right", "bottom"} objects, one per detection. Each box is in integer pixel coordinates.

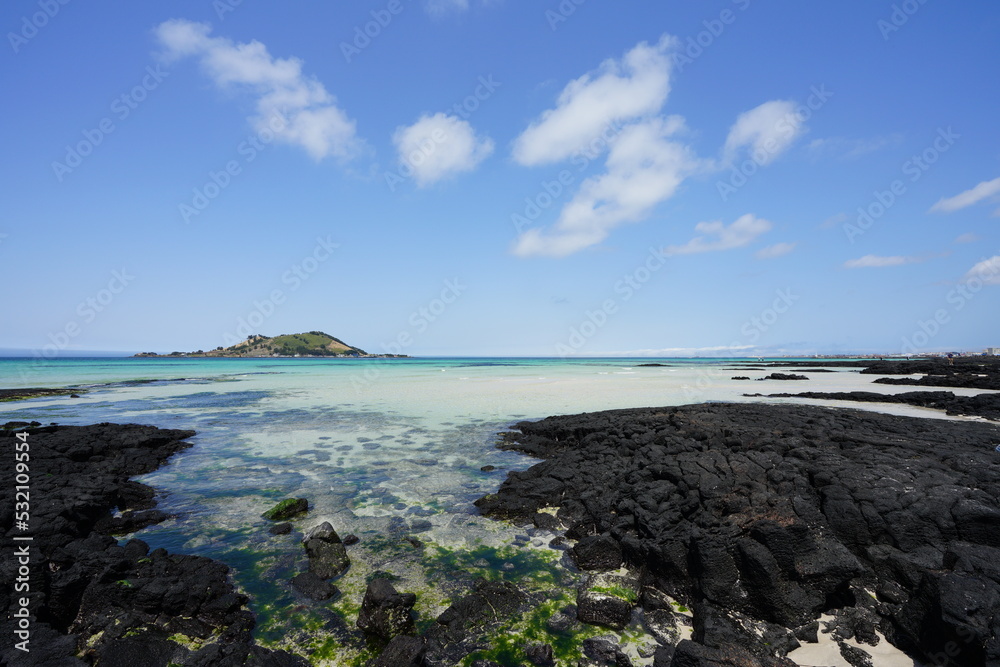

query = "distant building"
[{"left": 987, "top": 347, "right": 1000, "bottom": 356}]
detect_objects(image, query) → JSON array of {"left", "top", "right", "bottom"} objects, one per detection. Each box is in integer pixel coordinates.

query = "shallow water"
[{"left": 0, "top": 357, "right": 983, "bottom": 664}]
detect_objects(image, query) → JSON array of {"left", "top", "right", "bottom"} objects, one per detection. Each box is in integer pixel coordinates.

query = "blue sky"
[{"left": 2, "top": 0, "right": 999, "bottom": 357}]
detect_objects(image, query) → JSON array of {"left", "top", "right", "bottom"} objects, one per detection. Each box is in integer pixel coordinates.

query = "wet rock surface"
[
  {"left": 302, "top": 521, "right": 351, "bottom": 579},
  {"left": 261, "top": 497, "right": 309, "bottom": 521},
  {"left": 356, "top": 578, "right": 417, "bottom": 640},
  {"left": 759, "top": 389, "right": 1000, "bottom": 421},
  {"left": 475, "top": 403, "right": 1000, "bottom": 666},
  {"left": 0, "top": 388, "right": 85, "bottom": 402},
  {"left": 0, "top": 422, "right": 306, "bottom": 667},
  {"left": 366, "top": 634, "right": 426, "bottom": 667},
  {"left": 757, "top": 373, "right": 808, "bottom": 381},
  {"left": 860, "top": 357, "right": 1000, "bottom": 390},
  {"left": 423, "top": 578, "right": 529, "bottom": 666}
]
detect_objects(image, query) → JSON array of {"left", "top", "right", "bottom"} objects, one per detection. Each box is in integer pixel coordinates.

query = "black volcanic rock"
[
  {"left": 261, "top": 497, "right": 309, "bottom": 521},
  {"left": 761, "top": 390, "right": 1000, "bottom": 421},
  {"left": 424, "top": 579, "right": 527, "bottom": 666},
  {"left": 303, "top": 521, "right": 350, "bottom": 579},
  {"left": 525, "top": 642, "right": 555, "bottom": 665},
  {"left": 291, "top": 572, "right": 339, "bottom": 601},
  {"left": 571, "top": 534, "right": 623, "bottom": 571},
  {"left": 0, "top": 422, "right": 306, "bottom": 667},
  {"left": 367, "top": 635, "right": 426, "bottom": 667},
  {"left": 874, "top": 374, "right": 1000, "bottom": 390},
  {"left": 861, "top": 357, "right": 1000, "bottom": 390},
  {"left": 577, "top": 571, "right": 638, "bottom": 630},
  {"left": 269, "top": 522, "right": 293, "bottom": 535},
  {"left": 475, "top": 403, "right": 1000, "bottom": 665},
  {"left": 357, "top": 578, "right": 417, "bottom": 640},
  {"left": 0, "top": 388, "right": 82, "bottom": 401}
]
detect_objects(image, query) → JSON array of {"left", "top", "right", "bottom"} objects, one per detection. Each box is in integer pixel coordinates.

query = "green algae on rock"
[{"left": 262, "top": 497, "right": 310, "bottom": 520}]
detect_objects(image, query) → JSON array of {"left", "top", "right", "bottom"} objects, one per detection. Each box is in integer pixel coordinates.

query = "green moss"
[
  {"left": 591, "top": 584, "right": 639, "bottom": 604},
  {"left": 115, "top": 579, "right": 134, "bottom": 588},
  {"left": 261, "top": 497, "right": 309, "bottom": 521},
  {"left": 167, "top": 632, "right": 206, "bottom": 650},
  {"left": 421, "top": 544, "right": 562, "bottom": 589},
  {"left": 458, "top": 588, "right": 611, "bottom": 667}
]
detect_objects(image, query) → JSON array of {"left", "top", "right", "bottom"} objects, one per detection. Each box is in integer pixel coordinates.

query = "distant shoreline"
[{"left": 131, "top": 352, "right": 411, "bottom": 359}]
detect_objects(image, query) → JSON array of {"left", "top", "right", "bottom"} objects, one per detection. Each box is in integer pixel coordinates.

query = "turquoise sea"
[{"left": 0, "top": 357, "right": 969, "bottom": 664}]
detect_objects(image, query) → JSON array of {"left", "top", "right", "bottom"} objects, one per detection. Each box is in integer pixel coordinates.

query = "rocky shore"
[
  {"left": 0, "top": 389, "right": 82, "bottom": 402},
  {"left": 740, "top": 356, "right": 1000, "bottom": 392},
  {"left": 754, "top": 390, "right": 1000, "bottom": 422},
  {"left": 748, "top": 355, "right": 1000, "bottom": 422},
  {"left": 0, "top": 421, "right": 306, "bottom": 666},
  {"left": 475, "top": 403, "right": 1000, "bottom": 666},
  {"left": 6, "top": 391, "right": 1000, "bottom": 666}
]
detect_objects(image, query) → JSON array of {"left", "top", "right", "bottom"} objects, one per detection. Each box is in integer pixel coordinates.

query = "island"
[{"left": 133, "top": 331, "right": 408, "bottom": 359}]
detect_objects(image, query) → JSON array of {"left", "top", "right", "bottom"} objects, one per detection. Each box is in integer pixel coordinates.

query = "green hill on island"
[{"left": 135, "top": 331, "right": 390, "bottom": 358}]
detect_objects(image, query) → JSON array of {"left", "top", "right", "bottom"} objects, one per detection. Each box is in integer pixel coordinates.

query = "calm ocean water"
[{"left": 0, "top": 356, "right": 971, "bottom": 661}]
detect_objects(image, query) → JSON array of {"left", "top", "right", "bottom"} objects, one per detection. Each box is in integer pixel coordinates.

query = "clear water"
[{"left": 0, "top": 357, "right": 981, "bottom": 663}]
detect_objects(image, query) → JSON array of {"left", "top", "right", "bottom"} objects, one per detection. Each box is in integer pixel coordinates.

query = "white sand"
[{"left": 788, "top": 615, "right": 923, "bottom": 667}]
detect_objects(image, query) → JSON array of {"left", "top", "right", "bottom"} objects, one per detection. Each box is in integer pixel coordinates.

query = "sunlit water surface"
[{"left": 1, "top": 357, "right": 980, "bottom": 663}]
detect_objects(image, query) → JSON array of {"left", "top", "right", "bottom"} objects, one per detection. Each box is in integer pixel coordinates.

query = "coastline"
[
  {"left": 5, "top": 401, "right": 1000, "bottom": 665},
  {"left": 0, "top": 421, "right": 307, "bottom": 666},
  {"left": 3, "top": 357, "right": 1000, "bottom": 665},
  {"left": 477, "top": 402, "right": 1000, "bottom": 666}
]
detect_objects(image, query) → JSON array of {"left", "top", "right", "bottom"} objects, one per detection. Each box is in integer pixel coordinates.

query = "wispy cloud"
[
  {"left": 424, "top": 0, "right": 497, "bottom": 15},
  {"left": 392, "top": 113, "right": 493, "bottom": 187},
  {"left": 843, "top": 254, "right": 922, "bottom": 269},
  {"left": 954, "top": 233, "right": 982, "bottom": 244},
  {"left": 514, "top": 116, "right": 699, "bottom": 257},
  {"left": 722, "top": 100, "right": 805, "bottom": 167},
  {"left": 929, "top": 176, "right": 1000, "bottom": 213},
  {"left": 510, "top": 35, "right": 808, "bottom": 258},
  {"left": 155, "top": 19, "right": 362, "bottom": 161},
  {"left": 665, "top": 214, "right": 772, "bottom": 256},
  {"left": 599, "top": 345, "right": 756, "bottom": 357},
  {"left": 807, "top": 134, "right": 901, "bottom": 160},
  {"left": 819, "top": 212, "right": 848, "bottom": 230},
  {"left": 512, "top": 36, "right": 676, "bottom": 167},
  {"left": 965, "top": 256, "right": 1000, "bottom": 285},
  {"left": 756, "top": 242, "right": 796, "bottom": 259},
  {"left": 424, "top": 0, "right": 468, "bottom": 14}
]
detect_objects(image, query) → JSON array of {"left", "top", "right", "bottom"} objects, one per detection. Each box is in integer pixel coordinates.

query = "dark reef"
[
  {"left": 0, "top": 422, "right": 306, "bottom": 667},
  {"left": 755, "top": 390, "right": 1000, "bottom": 422},
  {"left": 475, "top": 403, "right": 1000, "bottom": 666}
]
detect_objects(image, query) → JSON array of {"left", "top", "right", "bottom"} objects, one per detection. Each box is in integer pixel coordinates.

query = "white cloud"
[
  {"left": 664, "top": 214, "right": 772, "bottom": 256},
  {"left": 601, "top": 345, "right": 755, "bottom": 357},
  {"left": 392, "top": 113, "right": 493, "bottom": 187},
  {"left": 513, "top": 117, "right": 699, "bottom": 257},
  {"left": 509, "top": 35, "right": 810, "bottom": 258},
  {"left": 722, "top": 100, "right": 805, "bottom": 166},
  {"left": 843, "top": 255, "right": 921, "bottom": 269},
  {"left": 424, "top": 0, "right": 468, "bottom": 14},
  {"left": 929, "top": 176, "right": 1000, "bottom": 213},
  {"left": 512, "top": 35, "right": 677, "bottom": 167},
  {"left": 965, "top": 256, "right": 1000, "bottom": 285},
  {"left": 756, "top": 242, "right": 797, "bottom": 259},
  {"left": 424, "top": 0, "right": 499, "bottom": 14},
  {"left": 954, "top": 233, "right": 982, "bottom": 244},
  {"left": 155, "top": 19, "right": 361, "bottom": 161},
  {"left": 807, "top": 134, "right": 901, "bottom": 160},
  {"left": 819, "top": 212, "right": 848, "bottom": 229}
]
